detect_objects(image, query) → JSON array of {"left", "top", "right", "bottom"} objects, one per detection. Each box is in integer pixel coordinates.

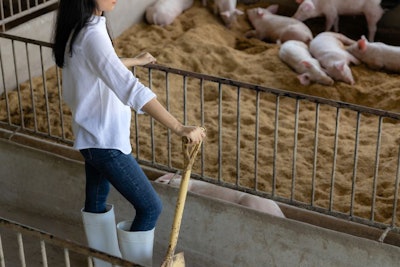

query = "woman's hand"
[
  {"left": 120, "top": 52, "right": 156, "bottom": 67},
  {"left": 177, "top": 126, "right": 206, "bottom": 144},
  {"left": 134, "top": 52, "right": 156, "bottom": 65}
]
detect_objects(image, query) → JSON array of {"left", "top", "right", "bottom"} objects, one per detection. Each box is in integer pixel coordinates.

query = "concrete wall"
[{"left": 1, "top": 132, "right": 400, "bottom": 267}]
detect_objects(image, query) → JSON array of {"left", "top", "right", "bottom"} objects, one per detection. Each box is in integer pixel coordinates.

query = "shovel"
[{"left": 161, "top": 134, "right": 203, "bottom": 267}]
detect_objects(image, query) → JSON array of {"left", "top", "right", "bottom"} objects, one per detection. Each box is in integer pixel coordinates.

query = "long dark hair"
[{"left": 52, "top": 0, "right": 102, "bottom": 68}]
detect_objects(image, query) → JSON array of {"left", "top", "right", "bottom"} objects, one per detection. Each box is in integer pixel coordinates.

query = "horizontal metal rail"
[
  {"left": 0, "top": 217, "right": 141, "bottom": 267},
  {"left": 0, "top": 0, "right": 58, "bottom": 32}
]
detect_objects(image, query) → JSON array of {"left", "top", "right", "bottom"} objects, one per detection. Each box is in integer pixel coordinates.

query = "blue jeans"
[{"left": 79, "top": 148, "right": 162, "bottom": 231}]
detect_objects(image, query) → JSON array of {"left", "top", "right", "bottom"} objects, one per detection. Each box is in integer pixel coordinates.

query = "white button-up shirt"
[{"left": 62, "top": 15, "right": 156, "bottom": 154}]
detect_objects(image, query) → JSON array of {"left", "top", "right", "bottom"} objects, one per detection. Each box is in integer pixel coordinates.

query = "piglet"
[
  {"left": 203, "top": 0, "right": 244, "bottom": 28},
  {"left": 279, "top": 40, "right": 334, "bottom": 85},
  {"left": 293, "top": 0, "right": 384, "bottom": 41},
  {"left": 155, "top": 173, "right": 285, "bottom": 218},
  {"left": 309, "top": 32, "right": 360, "bottom": 85},
  {"left": 145, "top": 0, "right": 194, "bottom": 26},
  {"left": 347, "top": 36, "right": 400, "bottom": 73},
  {"left": 246, "top": 5, "right": 313, "bottom": 44}
]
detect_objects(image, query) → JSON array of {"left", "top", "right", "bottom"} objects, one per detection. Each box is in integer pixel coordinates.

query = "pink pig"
[
  {"left": 145, "top": 0, "right": 194, "bottom": 26},
  {"left": 293, "top": 0, "right": 384, "bottom": 41},
  {"left": 155, "top": 173, "right": 285, "bottom": 218},
  {"left": 279, "top": 40, "right": 334, "bottom": 85},
  {"left": 203, "top": 0, "right": 244, "bottom": 28},
  {"left": 309, "top": 32, "right": 360, "bottom": 85},
  {"left": 246, "top": 5, "right": 313, "bottom": 44},
  {"left": 346, "top": 36, "right": 400, "bottom": 73}
]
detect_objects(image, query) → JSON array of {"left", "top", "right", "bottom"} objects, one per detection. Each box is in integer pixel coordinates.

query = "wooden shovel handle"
[{"left": 162, "top": 136, "right": 203, "bottom": 266}]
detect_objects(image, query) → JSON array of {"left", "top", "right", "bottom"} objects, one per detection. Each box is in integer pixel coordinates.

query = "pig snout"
[
  {"left": 292, "top": 0, "right": 317, "bottom": 21},
  {"left": 330, "top": 61, "right": 355, "bottom": 85},
  {"left": 214, "top": 0, "right": 244, "bottom": 27}
]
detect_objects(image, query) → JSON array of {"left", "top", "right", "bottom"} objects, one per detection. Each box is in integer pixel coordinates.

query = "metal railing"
[
  {"left": 1, "top": 33, "right": 400, "bottom": 237},
  {"left": 0, "top": 0, "right": 58, "bottom": 32}
]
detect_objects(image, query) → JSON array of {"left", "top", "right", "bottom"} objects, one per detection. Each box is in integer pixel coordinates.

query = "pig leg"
[
  {"left": 364, "top": 8, "right": 384, "bottom": 42},
  {"left": 325, "top": 13, "right": 338, "bottom": 32},
  {"left": 245, "top": 29, "right": 261, "bottom": 39}
]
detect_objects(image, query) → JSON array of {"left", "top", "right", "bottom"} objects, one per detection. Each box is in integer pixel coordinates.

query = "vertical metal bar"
[
  {"left": 0, "top": 43, "right": 11, "bottom": 124},
  {"left": 391, "top": 143, "right": 400, "bottom": 227},
  {"left": 183, "top": 76, "right": 187, "bottom": 125},
  {"left": 12, "top": 39, "right": 25, "bottom": 128},
  {"left": 0, "top": 234, "right": 5, "bottom": 267},
  {"left": 272, "top": 95, "right": 280, "bottom": 197},
  {"left": 0, "top": 0, "right": 5, "bottom": 32},
  {"left": 26, "top": 0, "right": 30, "bottom": 9},
  {"left": 87, "top": 257, "right": 93, "bottom": 267},
  {"left": 64, "top": 248, "right": 71, "bottom": 267},
  {"left": 132, "top": 66, "right": 140, "bottom": 160},
  {"left": 40, "top": 45, "right": 51, "bottom": 135},
  {"left": 350, "top": 112, "right": 361, "bottom": 218},
  {"left": 291, "top": 99, "right": 299, "bottom": 201},
  {"left": 17, "top": 0, "right": 22, "bottom": 13},
  {"left": 218, "top": 83, "right": 222, "bottom": 182},
  {"left": 17, "top": 232, "right": 26, "bottom": 267},
  {"left": 56, "top": 66, "right": 65, "bottom": 139},
  {"left": 370, "top": 116, "right": 383, "bottom": 222},
  {"left": 165, "top": 71, "right": 172, "bottom": 168},
  {"left": 26, "top": 42, "right": 38, "bottom": 132},
  {"left": 9, "top": 0, "right": 14, "bottom": 16},
  {"left": 40, "top": 240, "right": 48, "bottom": 267},
  {"left": 148, "top": 69, "right": 155, "bottom": 164},
  {"left": 235, "top": 86, "right": 241, "bottom": 187},
  {"left": 200, "top": 78, "right": 205, "bottom": 176},
  {"left": 254, "top": 90, "right": 260, "bottom": 190},
  {"left": 329, "top": 107, "right": 340, "bottom": 211},
  {"left": 311, "top": 103, "right": 320, "bottom": 206}
]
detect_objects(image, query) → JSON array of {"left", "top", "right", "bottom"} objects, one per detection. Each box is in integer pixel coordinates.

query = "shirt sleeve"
[{"left": 82, "top": 28, "right": 156, "bottom": 113}]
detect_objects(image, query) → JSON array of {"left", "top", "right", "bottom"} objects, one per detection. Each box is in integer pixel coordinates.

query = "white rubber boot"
[
  {"left": 81, "top": 204, "right": 122, "bottom": 267},
  {"left": 116, "top": 220, "right": 155, "bottom": 267}
]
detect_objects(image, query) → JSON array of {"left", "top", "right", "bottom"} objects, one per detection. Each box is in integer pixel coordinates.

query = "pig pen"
[{"left": 2, "top": 0, "right": 400, "bottom": 266}]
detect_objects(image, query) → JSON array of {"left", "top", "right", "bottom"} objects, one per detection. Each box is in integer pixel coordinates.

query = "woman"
[{"left": 52, "top": 0, "right": 206, "bottom": 266}]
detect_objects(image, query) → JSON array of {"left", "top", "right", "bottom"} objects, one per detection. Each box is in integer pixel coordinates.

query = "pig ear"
[
  {"left": 301, "top": 61, "right": 312, "bottom": 68},
  {"left": 302, "top": 1, "right": 315, "bottom": 12},
  {"left": 298, "top": 73, "right": 311, "bottom": 85},
  {"left": 221, "top": 10, "right": 230, "bottom": 18},
  {"left": 296, "top": 0, "right": 304, "bottom": 4},
  {"left": 357, "top": 38, "right": 367, "bottom": 52},
  {"left": 334, "top": 62, "right": 345, "bottom": 71},
  {"left": 267, "top": 4, "right": 279, "bottom": 14},
  {"left": 235, "top": 9, "right": 244, "bottom": 16}
]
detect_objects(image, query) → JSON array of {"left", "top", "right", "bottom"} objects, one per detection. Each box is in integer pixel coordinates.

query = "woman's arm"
[
  {"left": 120, "top": 52, "right": 156, "bottom": 67},
  {"left": 142, "top": 98, "right": 206, "bottom": 143}
]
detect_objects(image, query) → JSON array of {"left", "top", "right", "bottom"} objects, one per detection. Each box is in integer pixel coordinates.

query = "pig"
[
  {"left": 279, "top": 40, "right": 334, "bottom": 85},
  {"left": 346, "top": 35, "right": 400, "bottom": 73},
  {"left": 245, "top": 5, "right": 313, "bottom": 44},
  {"left": 292, "top": 0, "right": 384, "bottom": 42},
  {"left": 155, "top": 173, "right": 286, "bottom": 218},
  {"left": 145, "top": 0, "right": 194, "bottom": 26},
  {"left": 309, "top": 32, "right": 360, "bottom": 85},
  {"left": 203, "top": 0, "right": 244, "bottom": 28}
]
